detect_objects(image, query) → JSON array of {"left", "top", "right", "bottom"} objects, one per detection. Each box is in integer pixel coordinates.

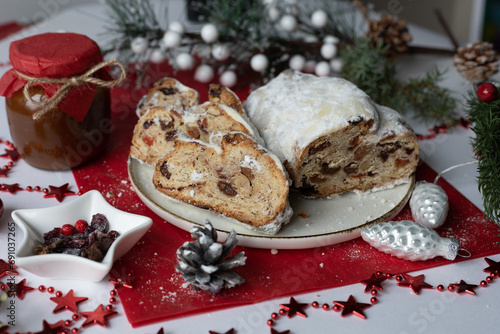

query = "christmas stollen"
[
  {"left": 152, "top": 132, "right": 293, "bottom": 235},
  {"left": 244, "top": 70, "right": 419, "bottom": 197}
]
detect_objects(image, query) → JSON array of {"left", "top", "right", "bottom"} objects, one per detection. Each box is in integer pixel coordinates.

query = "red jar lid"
[{"left": 0, "top": 32, "right": 111, "bottom": 121}]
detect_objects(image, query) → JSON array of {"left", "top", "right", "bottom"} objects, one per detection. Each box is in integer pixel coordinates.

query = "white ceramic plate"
[
  {"left": 128, "top": 157, "right": 414, "bottom": 249},
  {"left": 12, "top": 190, "right": 152, "bottom": 282}
]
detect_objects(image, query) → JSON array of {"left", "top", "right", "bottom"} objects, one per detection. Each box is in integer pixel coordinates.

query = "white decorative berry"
[
  {"left": 314, "top": 61, "right": 330, "bottom": 76},
  {"left": 280, "top": 15, "right": 297, "bottom": 32},
  {"left": 320, "top": 43, "right": 337, "bottom": 60},
  {"left": 361, "top": 220, "right": 460, "bottom": 261},
  {"left": 267, "top": 6, "right": 280, "bottom": 22},
  {"left": 323, "top": 35, "right": 340, "bottom": 44},
  {"left": 311, "top": 10, "right": 328, "bottom": 28},
  {"left": 176, "top": 53, "right": 195, "bottom": 70},
  {"left": 219, "top": 70, "right": 237, "bottom": 87},
  {"left": 250, "top": 54, "right": 269, "bottom": 72},
  {"left": 130, "top": 36, "right": 148, "bottom": 55},
  {"left": 201, "top": 23, "right": 219, "bottom": 43},
  {"left": 410, "top": 181, "right": 449, "bottom": 229},
  {"left": 212, "top": 43, "right": 231, "bottom": 61},
  {"left": 194, "top": 64, "right": 215, "bottom": 83},
  {"left": 163, "top": 31, "right": 182, "bottom": 49},
  {"left": 169, "top": 21, "right": 185, "bottom": 35},
  {"left": 149, "top": 49, "right": 165, "bottom": 64},
  {"left": 330, "top": 58, "right": 343, "bottom": 72},
  {"left": 289, "top": 54, "right": 305, "bottom": 71}
]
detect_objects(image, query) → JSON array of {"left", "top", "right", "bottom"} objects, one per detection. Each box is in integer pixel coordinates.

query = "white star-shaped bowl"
[{"left": 12, "top": 190, "right": 152, "bottom": 282}]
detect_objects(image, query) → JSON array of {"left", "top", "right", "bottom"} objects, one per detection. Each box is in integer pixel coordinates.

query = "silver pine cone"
[{"left": 175, "top": 220, "right": 246, "bottom": 293}]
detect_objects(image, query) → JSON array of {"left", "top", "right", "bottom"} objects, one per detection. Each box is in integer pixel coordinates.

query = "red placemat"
[{"left": 73, "top": 69, "right": 500, "bottom": 327}]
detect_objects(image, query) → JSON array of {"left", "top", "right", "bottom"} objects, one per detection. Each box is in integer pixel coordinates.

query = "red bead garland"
[{"left": 476, "top": 82, "right": 499, "bottom": 103}]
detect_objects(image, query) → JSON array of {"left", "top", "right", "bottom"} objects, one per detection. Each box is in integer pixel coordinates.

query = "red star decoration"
[
  {"left": 7, "top": 278, "right": 34, "bottom": 300},
  {"left": 483, "top": 257, "right": 500, "bottom": 276},
  {"left": 452, "top": 280, "right": 478, "bottom": 295},
  {"left": 109, "top": 270, "right": 136, "bottom": 289},
  {"left": 280, "top": 297, "right": 308, "bottom": 318},
  {"left": 80, "top": 304, "right": 117, "bottom": 327},
  {"left": 43, "top": 183, "right": 75, "bottom": 202},
  {"left": 34, "top": 320, "right": 70, "bottom": 334},
  {"left": 360, "top": 273, "right": 387, "bottom": 292},
  {"left": 271, "top": 329, "right": 290, "bottom": 334},
  {"left": 209, "top": 329, "right": 235, "bottom": 334},
  {"left": 156, "top": 329, "right": 164, "bottom": 334},
  {"left": 0, "top": 259, "right": 18, "bottom": 278},
  {"left": 333, "top": 295, "right": 372, "bottom": 319},
  {"left": 0, "top": 148, "right": 20, "bottom": 161},
  {"left": 50, "top": 289, "right": 88, "bottom": 313},
  {"left": 0, "top": 168, "right": 9, "bottom": 177},
  {"left": 0, "top": 183, "right": 23, "bottom": 194},
  {"left": 397, "top": 273, "right": 433, "bottom": 294}
]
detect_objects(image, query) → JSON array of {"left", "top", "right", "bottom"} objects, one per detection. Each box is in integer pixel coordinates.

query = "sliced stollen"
[
  {"left": 131, "top": 102, "right": 259, "bottom": 165},
  {"left": 152, "top": 132, "right": 293, "bottom": 235},
  {"left": 208, "top": 83, "right": 245, "bottom": 115},
  {"left": 136, "top": 77, "right": 199, "bottom": 118},
  {"left": 244, "top": 70, "right": 419, "bottom": 197}
]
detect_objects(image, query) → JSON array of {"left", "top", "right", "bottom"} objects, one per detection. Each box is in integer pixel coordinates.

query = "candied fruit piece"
[{"left": 91, "top": 213, "right": 109, "bottom": 233}]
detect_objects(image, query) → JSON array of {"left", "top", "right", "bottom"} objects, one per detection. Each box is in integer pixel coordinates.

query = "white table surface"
[{"left": 1, "top": 3, "right": 499, "bottom": 334}]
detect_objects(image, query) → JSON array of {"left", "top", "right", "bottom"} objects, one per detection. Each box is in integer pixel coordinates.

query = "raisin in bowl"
[{"left": 12, "top": 190, "right": 152, "bottom": 282}]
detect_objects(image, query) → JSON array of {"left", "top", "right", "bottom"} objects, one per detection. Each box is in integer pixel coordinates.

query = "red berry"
[
  {"left": 476, "top": 82, "right": 499, "bottom": 103},
  {"left": 74, "top": 219, "right": 88, "bottom": 233},
  {"left": 62, "top": 224, "right": 76, "bottom": 236}
]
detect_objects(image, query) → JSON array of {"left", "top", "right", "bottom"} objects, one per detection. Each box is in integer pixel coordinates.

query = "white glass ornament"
[
  {"left": 201, "top": 23, "right": 219, "bottom": 43},
  {"left": 194, "top": 64, "right": 214, "bottom": 83},
  {"left": 219, "top": 70, "right": 237, "bottom": 87},
  {"left": 163, "top": 31, "right": 182, "bottom": 49},
  {"left": 330, "top": 58, "right": 343, "bottom": 72},
  {"left": 320, "top": 43, "right": 337, "bottom": 60},
  {"left": 176, "top": 53, "right": 195, "bottom": 70},
  {"left": 267, "top": 6, "right": 280, "bottom": 22},
  {"left": 311, "top": 10, "right": 328, "bottom": 28},
  {"left": 410, "top": 181, "right": 449, "bottom": 229},
  {"left": 212, "top": 44, "right": 231, "bottom": 61},
  {"left": 324, "top": 35, "right": 340, "bottom": 44},
  {"left": 149, "top": 48, "right": 165, "bottom": 64},
  {"left": 169, "top": 21, "right": 185, "bottom": 35},
  {"left": 130, "top": 36, "right": 148, "bottom": 55},
  {"left": 280, "top": 15, "right": 297, "bottom": 32},
  {"left": 250, "top": 54, "right": 269, "bottom": 72},
  {"left": 315, "top": 61, "right": 331, "bottom": 76},
  {"left": 361, "top": 220, "right": 460, "bottom": 261},
  {"left": 289, "top": 55, "right": 306, "bottom": 71}
]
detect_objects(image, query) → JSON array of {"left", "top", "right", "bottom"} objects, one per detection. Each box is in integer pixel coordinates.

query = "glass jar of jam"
[{"left": 0, "top": 33, "right": 121, "bottom": 170}]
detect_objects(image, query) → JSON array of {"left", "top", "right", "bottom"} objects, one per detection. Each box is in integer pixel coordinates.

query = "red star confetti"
[
  {"left": 452, "top": 280, "right": 478, "bottom": 295},
  {"left": 0, "top": 148, "right": 20, "bottom": 161},
  {"left": 43, "top": 183, "right": 75, "bottom": 202},
  {"left": 80, "top": 304, "right": 117, "bottom": 327},
  {"left": 271, "top": 329, "right": 290, "bottom": 334},
  {"left": 109, "top": 270, "right": 136, "bottom": 289},
  {"left": 0, "top": 259, "right": 18, "bottom": 278},
  {"left": 50, "top": 289, "right": 88, "bottom": 313},
  {"left": 280, "top": 297, "right": 308, "bottom": 318},
  {"left": 333, "top": 295, "right": 371, "bottom": 319},
  {"left": 34, "top": 320, "right": 70, "bottom": 334},
  {"left": 360, "top": 273, "right": 387, "bottom": 292},
  {"left": 156, "top": 329, "right": 164, "bottom": 334},
  {"left": 209, "top": 329, "right": 235, "bottom": 334},
  {"left": 397, "top": 273, "right": 433, "bottom": 294},
  {"left": 483, "top": 257, "right": 500, "bottom": 276},
  {"left": 0, "top": 183, "right": 23, "bottom": 194},
  {"left": 7, "top": 278, "right": 34, "bottom": 300}
]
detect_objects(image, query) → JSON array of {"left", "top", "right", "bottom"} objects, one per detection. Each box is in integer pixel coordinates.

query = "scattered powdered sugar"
[
  {"left": 190, "top": 170, "right": 204, "bottom": 181},
  {"left": 240, "top": 155, "right": 262, "bottom": 172}
]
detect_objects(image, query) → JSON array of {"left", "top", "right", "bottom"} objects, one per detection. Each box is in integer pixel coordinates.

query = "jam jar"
[{"left": 0, "top": 33, "right": 120, "bottom": 170}]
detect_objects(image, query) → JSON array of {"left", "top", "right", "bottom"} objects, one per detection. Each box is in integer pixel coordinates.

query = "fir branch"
[{"left": 467, "top": 93, "right": 500, "bottom": 226}]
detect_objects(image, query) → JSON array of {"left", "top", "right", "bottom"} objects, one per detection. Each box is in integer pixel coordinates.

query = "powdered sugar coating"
[{"left": 244, "top": 70, "right": 379, "bottom": 165}]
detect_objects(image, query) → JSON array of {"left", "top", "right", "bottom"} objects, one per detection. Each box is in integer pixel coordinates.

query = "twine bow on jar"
[{"left": 14, "top": 59, "right": 126, "bottom": 120}]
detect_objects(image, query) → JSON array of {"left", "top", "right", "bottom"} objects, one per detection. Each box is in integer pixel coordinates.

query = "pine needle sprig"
[{"left": 467, "top": 93, "right": 500, "bottom": 226}]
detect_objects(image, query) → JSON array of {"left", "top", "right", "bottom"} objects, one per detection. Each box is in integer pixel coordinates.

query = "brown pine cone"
[
  {"left": 453, "top": 41, "right": 499, "bottom": 83},
  {"left": 367, "top": 14, "right": 412, "bottom": 57}
]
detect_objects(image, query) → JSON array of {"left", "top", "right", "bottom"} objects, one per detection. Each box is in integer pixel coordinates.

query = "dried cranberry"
[
  {"left": 74, "top": 219, "right": 88, "bottom": 233},
  {"left": 68, "top": 239, "right": 86, "bottom": 248},
  {"left": 62, "top": 224, "right": 76, "bottom": 236},
  {"left": 91, "top": 213, "right": 109, "bottom": 233}
]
